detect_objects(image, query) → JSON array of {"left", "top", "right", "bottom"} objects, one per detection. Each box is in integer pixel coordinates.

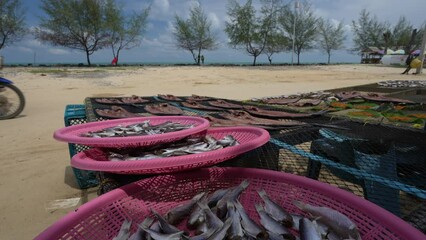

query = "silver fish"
[
  {"left": 257, "top": 190, "right": 293, "bottom": 227},
  {"left": 151, "top": 209, "right": 182, "bottom": 234},
  {"left": 234, "top": 201, "right": 268, "bottom": 240},
  {"left": 254, "top": 204, "right": 294, "bottom": 239},
  {"left": 187, "top": 194, "right": 208, "bottom": 229},
  {"left": 190, "top": 224, "right": 218, "bottom": 240},
  {"left": 290, "top": 215, "right": 303, "bottom": 231},
  {"left": 216, "top": 180, "right": 250, "bottom": 219},
  {"left": 208, "top": 218, "right": 233, "bottom": 240},
  {"left": 293, "top": 201, "right": 361, "bottom": 240},
  {"left": 207, "top": 188, "right": 230, "bottom": 207},
  {"left": 197, "top": 202, "right": 224, "bottom": 229},
  {"left": 299, "top": 218, "right": 321, "bottom": 240},
  {"left": 141, "top": 227, "right": 184, "bottom": 240},
  {"left": 166, "top": 192, "right": 206, "bottom": 225},
  {"left": 226, "top": 202, "right": 244, "bottom": 240},
  {"left": 129, "top": 218, "right": 154, "bottom": 240},
  {"left": 113, "top": 219, "right": 132, "bottom": 240}
]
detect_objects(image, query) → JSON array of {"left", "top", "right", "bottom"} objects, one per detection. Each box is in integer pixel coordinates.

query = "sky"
[{"left": 2, "top": 0, "right": 425, "bottom": 65}]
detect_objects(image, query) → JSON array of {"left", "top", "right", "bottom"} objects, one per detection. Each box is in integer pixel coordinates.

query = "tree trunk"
[
  {"left": 253, "top": 55, "right": 257, "bottom": 66},
  {"left": 197, "top": 48, "right": 201, "bottom": 66},
  {"left": 268, "top": 55, "right": 272, "bottom": 65},
  {"left": 297, "top": 52, "right": 300, "bottom": 65},
  {"left": 116, "top": 49, "right": 121, "bottom": 65},
  {"left": 86, "top": 50, "right": 91, "bottom": 66},
  {"left": 327, "top": 53, "right": 331, "bottom": 64}
]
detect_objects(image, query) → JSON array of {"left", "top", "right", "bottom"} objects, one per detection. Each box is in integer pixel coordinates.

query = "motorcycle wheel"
[{"left": 0, "top": 82, "right": 25, "bottom": 120}]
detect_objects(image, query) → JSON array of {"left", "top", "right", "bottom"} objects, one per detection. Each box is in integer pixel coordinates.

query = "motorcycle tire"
[{"left": 0, "top": 82, "right": 25, "bottom": 120}]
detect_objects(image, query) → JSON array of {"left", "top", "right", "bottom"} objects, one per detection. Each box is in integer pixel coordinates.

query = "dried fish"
[
  {"left": 234, "top": 201, "right": 268, "bottom": 240},
  {"left": 216, "top": 180, "right": 250, "bottom": 219},
  {"left": 82, "top": 120, "right": 194, "bottom": 138},
  {"left": 257, "top": 190, "right": 293, "bottom": 227},
  {"left": 165, "top": 192, "right": 206, "bottom": 225},
  {"left": 299, "top": 218, "right": 321, "bottom": 240},
  {"left": 293, "top": 201, "right": 361, "bottom": 240},
  {"left": 254, "top": 204, "right": 294, "bottom": 239},
  {"left": 226, "top": 202, "right": 244, "bottom": 240},
  {"left": 113, "top": 219, "right": 132, "bottom": 240}
]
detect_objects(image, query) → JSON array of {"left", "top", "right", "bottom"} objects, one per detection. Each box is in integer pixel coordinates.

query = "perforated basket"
[
  {"left": 35, "top": 167, "right": 424, "bottom": 240},
  {"left": 71, "top": 126, "right": 270, "bottom": 174},
  {"left": 53, "top": 116, "right": 210, "bottom": 148}
]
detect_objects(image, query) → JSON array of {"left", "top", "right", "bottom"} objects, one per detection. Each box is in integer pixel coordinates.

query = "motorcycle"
[{"left": 0, "top": 77, "right": 25, "bottom": 120}]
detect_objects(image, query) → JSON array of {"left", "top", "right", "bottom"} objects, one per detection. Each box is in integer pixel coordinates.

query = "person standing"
[
  {"left": 401, "top": 54, "right": 414, "bottom": 74},
  {"left": 201, "top": 55, "right": 205, "bottom": 65}
]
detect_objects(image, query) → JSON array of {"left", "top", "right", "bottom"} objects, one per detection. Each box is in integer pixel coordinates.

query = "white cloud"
[
  {"left": 17, "top": 47, "right": 34, "bottom": 53},
  {"left": 208, "top": 12, "right": 221, "bottom": 30},
  {"left": 48, "top": 49, "right": 70, "bottom": 55}
]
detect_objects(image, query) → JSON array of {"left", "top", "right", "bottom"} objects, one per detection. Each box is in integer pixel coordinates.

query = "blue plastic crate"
[{"left": 64, "top": 104, "right": 99, "bottom": 189}]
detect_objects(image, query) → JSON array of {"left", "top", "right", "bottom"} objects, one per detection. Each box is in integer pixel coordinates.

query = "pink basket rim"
[
  {"left": 71, "top": 126, "right": 270, "bottom": 172},
  {"left": 53, "top": 116, "right": 210, "bottom": 147},
  {"left": 35, "top": 167, "right": 424, "bottom": 240}
]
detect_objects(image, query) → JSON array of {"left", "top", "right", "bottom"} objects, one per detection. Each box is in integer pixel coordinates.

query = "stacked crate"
[{"left": 64, "top": 104, "right": 98, "bottom": 189}]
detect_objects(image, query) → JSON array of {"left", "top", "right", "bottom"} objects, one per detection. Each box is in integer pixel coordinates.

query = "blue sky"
[{"left": 2, "top": 0, "right": 425, "bottom": 65}]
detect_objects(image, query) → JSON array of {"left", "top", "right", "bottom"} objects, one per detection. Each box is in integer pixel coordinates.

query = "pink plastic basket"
[
  {"left": 35, "top": 167, "right": 424, "bottom": 240},
  {"left": 71, "top": 126, "right": 270, "bottom": 174},
  {"left": 53, "top": 116, "right": 210, "bottom": 147}
]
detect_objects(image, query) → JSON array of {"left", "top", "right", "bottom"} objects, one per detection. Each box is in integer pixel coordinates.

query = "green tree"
[
  {"left": 0, "top": 0, "right": 26, "bottom": 50},
  {"left": 318, "top": 18, "right": 345, "bottom": 64},
  {"left": 104, "top": 0, "right": 150, "bottom": 65},
  {"left": 225, "top": 0, "right": 278, "bottom": 66},
  {"left": 36, "top": 0, "right": 109, "bottom": 66},
  {"left": 264, "top": 34, "right": 288, "bottom": 64},
  {"left": 173, "top": 4, "right": 217, "bottom": 65},
  {"left": 351, "top": 9, "right": 388, "bottom": 52},
  {"left": 279, "top": 1, "right": 318, "bottom": 65}
]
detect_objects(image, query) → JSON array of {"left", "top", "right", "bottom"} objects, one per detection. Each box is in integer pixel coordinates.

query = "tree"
[
  {"left": 261, "top": 0, "right": 287, "bottom": 64},
  {"left": 279, "top": 1, "right": 318, "bottom": 65},
  {"left": 0, "top": 0, "right": 26, "bottom": 50},
  {"left": 173, "top": 3, "right": 217, "bottom": 65},
  {"left": 351, "top": 9, "right": 388, "bottom": 53},
  {"left": 36, "top": 0, "right": 110, "bottom": 66},
  {"left": 225, "top": 0, "right": 278, "bottom": 66},
  {"left": 104, "top": 0, "right": 150, "bottom": 65},
  {"left": 264, "top": 33, "right": 288, "bottom": 64},
  {"left": 318, "top": 18, "right": 345, "bottom": 64}
]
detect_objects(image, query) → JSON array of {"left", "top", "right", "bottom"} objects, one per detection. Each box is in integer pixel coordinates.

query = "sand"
[{"left": 0, "top": 64, "right": 423, "bottom": 239}]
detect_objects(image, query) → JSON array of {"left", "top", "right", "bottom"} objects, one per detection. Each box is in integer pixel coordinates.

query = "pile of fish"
[
  {"left": 81, "top": 121, "right": 195, "bottom": 138},
  {"left": 378, "top": 80, "right": 426, "bottom": 88},
  {"left": 108, "top": 135, "right": 239, "bottom": 160},
  {"left": 113, "top": 180, "right": 362, "bottom": 240}
]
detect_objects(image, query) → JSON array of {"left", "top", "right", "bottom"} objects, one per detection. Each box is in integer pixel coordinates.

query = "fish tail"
[
  {"left": 254, "top": 203, "right": 264, "bottom": 213},
  {"left": 140, "top": 217, "right": 154, "bottom": 228},
  {"left": 257, "top": 189, "right": 268, "bottom": 201},
  {"left": 192, "top": 191, "right": 207, "bottom": 202},
  {"left": 234, "top": 200, "right": 244, "bottom": 210},
  {"left": 196, "top": 201, "right": 209, "bottom": 210},
  {"left": 239, "top": 179, "right": 250, "bottom": 190},
  {"left": 293, "top": 200, "right": 306, "bottom": 211}
]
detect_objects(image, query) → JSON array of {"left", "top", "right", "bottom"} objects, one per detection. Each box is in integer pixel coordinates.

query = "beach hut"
[{"left": 360, "top": 47, "right": 384, "bottom": 64}]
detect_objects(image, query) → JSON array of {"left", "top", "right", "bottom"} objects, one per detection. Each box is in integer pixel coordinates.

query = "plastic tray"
[
  {"left": 53, "top": 116, "right": 210, "bottom": 147},
  {"left": 35, "top": 167, "right": 425, "bottom": 240},
  {"left": 71, "top": 126, "right": 270, "bottom": 174}
]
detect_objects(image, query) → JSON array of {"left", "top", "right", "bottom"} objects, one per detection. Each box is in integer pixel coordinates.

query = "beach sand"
[{"left": 0, "top": 64, "right": 423, "bottom": 239}]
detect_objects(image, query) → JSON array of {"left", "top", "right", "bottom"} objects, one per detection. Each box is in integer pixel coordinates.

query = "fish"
[
  {"left": 207, "top": 188, "right": 230, "bottom": 208},
  {"left": 187, "top": 194, "right": 208, "bottom": 229},
  {"left": 166, "top": 192, "right": 206, "bottom": 225},
  {"left": 234, "top": 201, "right": 268, "bottom": 240},
  {"left": 197, "top": 202, "right": 224, "bottom": 230},
  {"left": 299, "top": 218, "right": 321, "bottom": 240},
  {"left": 254, "top": 204, "right": 294, "bottom": 240},
  {"left": 140, "top": 227, "right": 185, "bottom": 240},
  {"left": 151, "top": 209, "right": 182, "bottom": 234},
  {"left": 293, "top": 201, "right": 361, "bottom": 240},
  {"left": 113, "top": 219, "right": 132, "bottom": 240},
  {"left": 257, "top": 190, "right": 293, "bottom": 227},
  {"left": 226, "top": 202, "right": 244, "bottom": 240},
  {"left": 290, "top": 215, "right": 303, "bottom": 231},
  {"left": 216, "top": 180, "right": 250, "bottom": 219},
  {"left": 129, "top": 218, "right": 154, "bottom": 240},
  {"left": 207, "top": 218, "right": 233, "bottom": 240}
]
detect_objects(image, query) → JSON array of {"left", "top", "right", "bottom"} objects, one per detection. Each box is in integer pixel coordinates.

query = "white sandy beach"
[{"left": 0, "top": 64, "right": 424, "bottom": 239}]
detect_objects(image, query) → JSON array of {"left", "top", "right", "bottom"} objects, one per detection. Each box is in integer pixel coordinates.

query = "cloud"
[
  {"left": 48, "top": 48, "right": 70, "bottom": 55},
  {"left": 208, "top": 12, "right": 221, "bottom": 30},
  {"left": 17, "top": 47, "right": 34, "bottom": 53}
]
